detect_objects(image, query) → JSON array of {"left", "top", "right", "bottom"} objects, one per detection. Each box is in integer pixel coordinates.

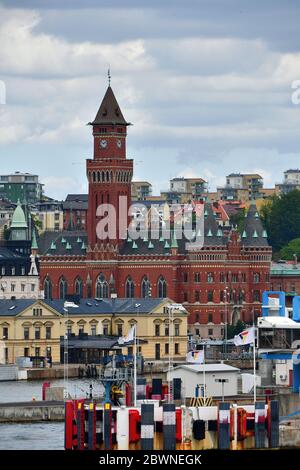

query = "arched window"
[
  {"left": 59, "top": 277, "right": 68, "bottom": 300},
  {"left": 157, "top": 276, "right": 167, "bottom": 298},
  {"left": 44, "top": 277, "right": 52, "bottom": 300},
  {"left": 75, "top": 277, "right": 83, "bottom": 298},
  {"left": 96, "top": 273, "right": 109, "bottom": 298},
  {"left": 141, "top": 276, "right": 151, "bottom": 298},
  {"left": 207, "top": 290, "right": 213, "bottom": 302},
  {"left": 125, "top": 276, "right": 135, "bottom": 298}
]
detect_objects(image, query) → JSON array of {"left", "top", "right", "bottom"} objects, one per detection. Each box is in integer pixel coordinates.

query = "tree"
[
  {"left": 260, "top": 190, "right": 300, "bottom": 253},
  {"left": 229, "top": 208, "right": 246, "bottom": 234},
  {"left": 226, "top": 320, "right": 246, "bottom": 339},
  {"left": 279, "top": 238, "right": 300, "bottom": 260}
]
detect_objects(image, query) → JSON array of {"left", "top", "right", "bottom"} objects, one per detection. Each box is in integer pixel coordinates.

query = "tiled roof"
[{"left": 89, "top": 86, "right": 129, "bottom": 126}]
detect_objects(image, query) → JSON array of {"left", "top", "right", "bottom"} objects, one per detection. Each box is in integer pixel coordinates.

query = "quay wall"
[{"left": 0, "top": 401, "right": 64, "bottom": 422}]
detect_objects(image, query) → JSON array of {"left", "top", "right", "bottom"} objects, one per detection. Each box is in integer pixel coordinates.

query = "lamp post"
[
  {"left": 63, "top": 301, "right": 79, "bottom": 401},
  {"left": 167, "top": 305, "right": 174, "bottom": 403},
  {"left": 134, "top": 303, "right": 141, "bottom": 407},
  {"left": 224, "top": 287, "right": 229, "bottom": 357}
]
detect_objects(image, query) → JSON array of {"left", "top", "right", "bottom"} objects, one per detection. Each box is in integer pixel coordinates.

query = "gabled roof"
[
  {"left": 0, "top": 299, "right": 37, "bottom": 316},
  {"left": 89, "top": 86, "right": 130, "bottom": 126}
]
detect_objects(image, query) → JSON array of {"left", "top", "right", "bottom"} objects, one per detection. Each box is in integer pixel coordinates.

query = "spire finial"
[{"left": 108, "top": 66, "right": 111, "bottom": 86}]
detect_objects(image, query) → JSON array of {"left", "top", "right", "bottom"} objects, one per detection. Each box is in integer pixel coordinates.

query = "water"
[
  {"left": 0, "top": 422, "right": 64, "bottom": 450},
  {"left": 0, "top": 378, "right": 105, "bottom": 402},
  {"left": 0, "top": 378, "right": 105, "bottom": 450}
]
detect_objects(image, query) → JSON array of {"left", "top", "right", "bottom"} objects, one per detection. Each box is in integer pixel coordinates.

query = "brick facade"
[{"left": 39, "top": 85, "right": 272, "bottom": 338}]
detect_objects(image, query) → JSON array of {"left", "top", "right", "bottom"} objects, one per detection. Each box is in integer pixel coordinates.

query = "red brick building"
[{"left": 38, "top": 85, "right": 272, "bottom": 339}]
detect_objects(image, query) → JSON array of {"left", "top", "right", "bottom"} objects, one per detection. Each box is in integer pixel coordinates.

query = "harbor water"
[{"left": 0, "top": 378, "right": 104, "bottom": 450}]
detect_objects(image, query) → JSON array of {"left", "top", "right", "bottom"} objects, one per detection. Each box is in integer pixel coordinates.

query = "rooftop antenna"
[{"left": 108, "top": 66, "right": 111, "bottom": 86}]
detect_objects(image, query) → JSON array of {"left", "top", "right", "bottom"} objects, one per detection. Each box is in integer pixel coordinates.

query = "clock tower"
[{"left": 86, "top": 85, "right": 133, "bottom": 254}]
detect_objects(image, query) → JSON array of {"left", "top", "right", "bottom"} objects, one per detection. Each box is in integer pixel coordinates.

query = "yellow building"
[{"left": 0, "top": 298, "right": 188, "bottom": 364}]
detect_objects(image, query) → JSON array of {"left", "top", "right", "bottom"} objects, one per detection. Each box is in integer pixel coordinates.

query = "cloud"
[{"left": 0, "top": 2, "right": 300, "bottom": 200}]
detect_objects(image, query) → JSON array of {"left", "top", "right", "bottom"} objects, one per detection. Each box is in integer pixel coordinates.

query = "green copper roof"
[
  {"left": 171, "top": 232, "right": 178, "bottom": 249},
  {"left": 11, "top": 200, "right": 28, "bottom": 229},
  {"left": 148, "top": 241, "right": 154, "bottom": 249},
  {"left": 81, "top": 241, "right": 86, "bottom": 250},
  {"left": 217, "top": 228, "right": 223, "bottom": 237},
  {"left": 31, "top": 229, "right": 38, "bottom": 250},
  {"left": 61, "top": 237, "right": 66, "bottom": 243},
  {"left": 262, "top": 230, "right": 268, "bottom": 238},
  {"left": 164, "top": 240, "right": 170, "bottom": 249},
  {"left": 50, "top": 241, "right": 56, "bottom": 250},
  {"left": 207, "top": 229, "right": 213, "bottom": 237},
  {"left": 66, "top": 242, "right": 72, "bottom": 250},
  {"left": 242, "top": 230, "right": 247, "bottom": 238},
  {"left": 253, "top": 230, "right": 258, "bottom": 238},
  {"left": 132, "top": 241, "right": 138, "bottom": 249},
  {"left": 77, "top": 237, "right": 82, "bottom": 243}
]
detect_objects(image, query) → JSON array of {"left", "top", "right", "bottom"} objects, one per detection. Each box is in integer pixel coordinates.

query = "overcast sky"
[{"left": 0, "top": 0, "right": 300, "bottom": 200}]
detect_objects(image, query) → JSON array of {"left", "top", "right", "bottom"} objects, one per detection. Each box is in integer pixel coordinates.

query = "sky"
[{"left": 0, "top": 0, "right": 300, "bottom": 200}]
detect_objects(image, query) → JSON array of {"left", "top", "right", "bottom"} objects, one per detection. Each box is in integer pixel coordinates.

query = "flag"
[
  {"left": 118, "top": 324, "right": 136, "bottom": 345},
  {"left": 186, "top": 350, "right": 204, "bottom": 364},
  {"left": 234, "top": 327, "right": 255, "bottom": 346}
]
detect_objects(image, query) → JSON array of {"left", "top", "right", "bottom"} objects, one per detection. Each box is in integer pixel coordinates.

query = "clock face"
[
  {"left": 100, "top": 139, "right": 107, "bottom": 148},
  {"left": 117, "top": 139, "right": 122, "bottom": 148}
]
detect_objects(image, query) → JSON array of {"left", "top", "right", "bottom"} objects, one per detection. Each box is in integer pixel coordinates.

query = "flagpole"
[
  {"left": 203, "top": 344, "right": 206, "bottom": 399},
  {"left": 134, "top": 324, "right": 137, "bottom": 407},
  {"left": 253, "top": 326, "right": 256, "bottom": 403}
]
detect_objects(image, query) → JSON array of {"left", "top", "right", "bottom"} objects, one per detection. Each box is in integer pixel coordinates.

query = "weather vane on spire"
[{"left": 108, "top": 66, "right": 111, "bottom": 86}]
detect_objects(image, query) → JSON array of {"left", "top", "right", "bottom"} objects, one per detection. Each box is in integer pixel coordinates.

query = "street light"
[
  {"left": 224, "top": 287, "right": 230, "bottom": 357},
  {"left": 215, "top": 378, "right": 229, "bottom": 402},
  {"left": 63, "top": 301, "right": 79, "bottom": 400},
  {"left": 133, "top": 303, "right": 141, "bottom": 406}
]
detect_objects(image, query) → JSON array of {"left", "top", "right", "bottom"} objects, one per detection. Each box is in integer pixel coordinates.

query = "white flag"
[
  {"left": 234, "top": 327, "right": 255, "bottom": 346},
  {"left": 118, "top": 324, "right": 136, "bottom": 345},
  {"left": 186, "top": 350, "right": 204, "bottom": 364}
]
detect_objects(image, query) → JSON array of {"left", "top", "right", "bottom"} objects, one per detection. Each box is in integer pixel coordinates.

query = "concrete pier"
[{"left": 0, "top": 401, "right": 64, "bottom": 422}]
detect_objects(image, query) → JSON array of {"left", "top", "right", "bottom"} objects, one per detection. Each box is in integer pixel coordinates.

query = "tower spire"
[{"left": 108, "top": 66, "right": 111, "bottom": 87}]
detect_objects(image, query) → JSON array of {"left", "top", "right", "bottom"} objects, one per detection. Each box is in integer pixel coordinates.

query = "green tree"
[
  {"left": 229, "top": 208, "right": 246, "bottom": 234},
  {"left": 260, "top": 190, "right": 300, "bottom": 252},
  {"left": 279, "top": 238, "right": 300, "bottom": 260},
  {"left": 226, "top": 320, "right": 246, "bottom": 339}
]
